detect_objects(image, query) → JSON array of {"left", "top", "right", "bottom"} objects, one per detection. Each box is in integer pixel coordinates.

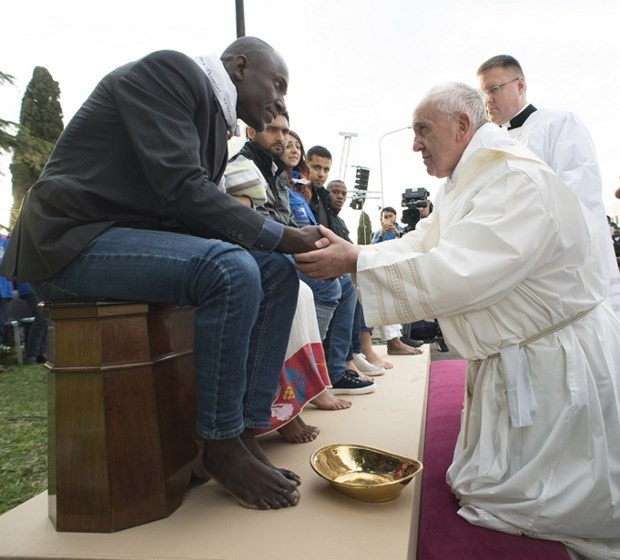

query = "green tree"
[
  {"left": 9, "top": 66, "right": 63, "bottom": 226},
  {"left": 0, "top": 71, "right": 17, "bottom": 153},
  {"left": 357, "top": 210, "right": 372, "bottom": 245}
]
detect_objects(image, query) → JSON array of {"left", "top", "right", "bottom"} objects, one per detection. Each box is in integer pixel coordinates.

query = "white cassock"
[
  {"left": 509, "top": 108, "right": 620, "bottom": 319},
  {"left": 356, "top": 123, "right": 620, "bottom": 559}
]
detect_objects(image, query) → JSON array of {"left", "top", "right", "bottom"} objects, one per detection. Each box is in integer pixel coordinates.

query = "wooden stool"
[{"left": 46, "top": 301, "right": 197, "bottom": 532}]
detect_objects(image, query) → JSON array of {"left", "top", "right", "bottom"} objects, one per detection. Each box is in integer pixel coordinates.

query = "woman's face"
[{"left": 281, "top": 137, "right": 302, "bottom": 168}]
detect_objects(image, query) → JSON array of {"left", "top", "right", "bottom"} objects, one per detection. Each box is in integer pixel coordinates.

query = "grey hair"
[{"left": 418, "top": 82, "right": 488, "bottom": 132}]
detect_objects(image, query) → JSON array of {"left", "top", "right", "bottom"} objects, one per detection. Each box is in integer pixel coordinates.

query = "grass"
[{"left": 0, "top": 353, "right": 48, "bottom": 515}]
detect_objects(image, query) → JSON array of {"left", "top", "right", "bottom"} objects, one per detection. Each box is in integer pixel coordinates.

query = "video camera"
[
  {"left": 401, "top": 187, "right": 430, "bottom": 209},
  {"left": 401, "top": 188, "right": 430, "bottom": 231}
]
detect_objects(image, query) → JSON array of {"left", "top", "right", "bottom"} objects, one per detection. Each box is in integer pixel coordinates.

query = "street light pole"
[
  {"left": 338, "top": 131, "right": 357, "bottom": 181},
  {"left": 378, "top": 125, "right": 411, "bottom": 208}
]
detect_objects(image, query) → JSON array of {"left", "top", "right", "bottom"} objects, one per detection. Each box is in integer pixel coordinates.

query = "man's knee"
[
  {"left": 251, "top": 251, "right": 298, "bottom": 291},
  {"left": 186, "top": 244, "right": 264, "bottom": 307}
]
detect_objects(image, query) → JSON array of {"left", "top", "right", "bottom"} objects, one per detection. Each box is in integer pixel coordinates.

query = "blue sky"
[{"left": 2, "top": 0, "right": 619, "bottom": 229}]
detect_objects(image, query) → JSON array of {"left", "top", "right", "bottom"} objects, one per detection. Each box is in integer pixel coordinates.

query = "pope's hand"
[{"left": 294, "top": 225, "right": 361, "bottom": 279}]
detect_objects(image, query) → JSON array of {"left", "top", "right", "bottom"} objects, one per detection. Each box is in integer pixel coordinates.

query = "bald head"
[
  {"left": 221, "top": 37, "right": 289, "bottom": 132},
  {"left": 221, "top": 37, "right": 274, "bottom": 64}
]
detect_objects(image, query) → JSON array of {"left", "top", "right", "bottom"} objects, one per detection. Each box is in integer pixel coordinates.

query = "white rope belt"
[
  {"left": 480, "top": 304, "right": 599, "bottom": 428},
  {"left": 512, "top": 304, "right": 599, "bottom": 350}
]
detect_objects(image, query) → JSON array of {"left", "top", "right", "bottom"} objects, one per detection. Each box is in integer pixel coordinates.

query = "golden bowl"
[{"left": 310, "top": 443, "right": 423, "bottom": 502}]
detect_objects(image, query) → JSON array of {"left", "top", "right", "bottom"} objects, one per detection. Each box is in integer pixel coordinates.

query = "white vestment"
[
  {"left": 509, "top": 108, "right": 620, "bottom": 319},
  {"left": 356, "top": 124, "right": 620, "bottom": 559}
]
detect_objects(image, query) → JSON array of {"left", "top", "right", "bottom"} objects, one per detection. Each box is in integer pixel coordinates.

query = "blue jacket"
[
  {"left": 0, "top": 235, "right": 13, "bottom": 298},
  {"left": 372, "top": 224, "right": 404, "bottom": 244}
]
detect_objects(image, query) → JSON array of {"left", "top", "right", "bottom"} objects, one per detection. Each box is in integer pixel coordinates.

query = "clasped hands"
[
  {"left": 382, "top": 223, "right": 399, "bottom": 235},
  {"left": 289, "top": 225, "right": 360, "bottom": 279}
]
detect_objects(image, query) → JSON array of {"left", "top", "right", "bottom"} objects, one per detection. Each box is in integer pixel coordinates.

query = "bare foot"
[
  {"left": 241, "top": 429, "right": 301, "bottom": 485},
  {"left": 346, "top": 367, "right": 374, "bottom": 382},
  {"left": 278, "top": 417, "right": 320, "bottom": 444},
  {"left": 361, "top": 331, "right": 393, "bottom": 369},
  {"left": 387, "top": 338, "right": 422, "bottom": 355},
  {"left": 346, "top": 362, "right": 375, "bottom": 382},
  {"left": 311, "top": 390, "right": 352, "bottom": 410},
  {"left": 365, "top": 347, "right": 394, "bottom": 369},
  {"left": 202, "top": 436, "right": 300, "bottom": 509}
]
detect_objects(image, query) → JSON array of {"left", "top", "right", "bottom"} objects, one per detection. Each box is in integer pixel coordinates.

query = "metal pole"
[
  {"left": 235, "top": 0, "right": 245, "bottom": 37},
  {"left": 338, "top": 131, "right": 357, "bottom": 182},
  {"left": 378, "top": 126, "right": 411, "bottom": 209}
]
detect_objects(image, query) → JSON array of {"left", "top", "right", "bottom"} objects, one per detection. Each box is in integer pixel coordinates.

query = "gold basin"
[{"left": 310, "top": 443, "right": 423, "bottom": 502}]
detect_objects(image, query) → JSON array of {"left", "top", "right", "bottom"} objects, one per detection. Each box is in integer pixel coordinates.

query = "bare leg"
[
  {"left": 311, "top": 390, "right": 352, "bottom": 410},
  {"left": 202, "top": 435, "right": 300, "bottom": 509},
  {"left": 277, "top": 416, "right": 320, "bottom": 444},
  {"left": 361, "top": 330, "right": 393, "bottom": 369},
  {"left": 192, "top": 438, "right": 211, "bottom": 482}
]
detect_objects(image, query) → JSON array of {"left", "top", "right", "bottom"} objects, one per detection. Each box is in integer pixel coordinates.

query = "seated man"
[
  {"left": 0, "top": 37, "right": 322, "bottom": 510},
  {"left": 295, "top": 82, "right": 620, "bottom": 558},
  {"left": 305, "top": 147, "right": 375, "bottom": 393},
  {"left": 232, "top": 115, "right": 375, "bottom": 396}
]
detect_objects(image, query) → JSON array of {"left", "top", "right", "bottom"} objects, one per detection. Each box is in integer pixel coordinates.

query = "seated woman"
[
  {"left": 224, "top": 153, "right": 351, "bottom": 445},
  {"left": 257, "top": 281, "right": 349, "bottom": 443}
]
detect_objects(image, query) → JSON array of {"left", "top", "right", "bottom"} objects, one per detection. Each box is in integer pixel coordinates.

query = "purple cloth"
[{"left": 417, "top": 359, "right": 569, "bottom": 559}]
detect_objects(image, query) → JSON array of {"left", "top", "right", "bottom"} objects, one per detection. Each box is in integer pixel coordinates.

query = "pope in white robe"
[{"left": 295, "top": 83, "right": 620, "bottom": 560}]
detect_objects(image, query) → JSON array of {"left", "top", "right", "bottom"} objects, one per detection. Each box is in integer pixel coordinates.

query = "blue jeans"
[
  {"left": 323, "top": 274, "right": 356, "bottom": 384},
  {"left": 297, "top": 270, "right": 340, "bottom": 339},
  {"left": 32, "top": 227, "right": 299, "bottom": 439}
]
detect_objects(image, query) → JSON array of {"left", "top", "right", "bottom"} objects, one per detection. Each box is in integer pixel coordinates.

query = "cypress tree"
[{"left": 9, "top": 66, "right": 63, "bottom": 226}]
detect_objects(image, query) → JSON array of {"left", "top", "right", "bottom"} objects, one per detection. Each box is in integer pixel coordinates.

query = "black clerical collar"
[{"left": 507, "top": 104, "right": 537, "bottom": 130}]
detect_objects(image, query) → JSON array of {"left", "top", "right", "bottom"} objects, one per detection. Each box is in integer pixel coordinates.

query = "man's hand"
[
  {"left": 277, "top": 226, "right": 323, "bottom": 254},
  {"left": 294, "top": 225, "right": 360, "bottom": 279},
  {"left": 382, "top": 222, "right": 398, "bottom": 236}
]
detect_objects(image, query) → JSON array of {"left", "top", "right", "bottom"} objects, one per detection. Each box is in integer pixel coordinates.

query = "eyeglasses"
[{"left": 481, "top": 77, "right": 520, "bottom": 96}]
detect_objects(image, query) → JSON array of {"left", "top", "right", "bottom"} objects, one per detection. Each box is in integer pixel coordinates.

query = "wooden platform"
[{"left": 0, "top": 345, "right": 430, "bottom": 560}]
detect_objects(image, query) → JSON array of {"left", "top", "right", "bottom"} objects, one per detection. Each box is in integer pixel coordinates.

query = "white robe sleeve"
[{"left": 356, "top": 165, "right": 578, "bottom": 327}]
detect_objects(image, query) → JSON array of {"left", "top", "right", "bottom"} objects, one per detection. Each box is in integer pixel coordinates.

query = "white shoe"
[{"left": 352, "top": 353, "right": 385, "bottom": 376}]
